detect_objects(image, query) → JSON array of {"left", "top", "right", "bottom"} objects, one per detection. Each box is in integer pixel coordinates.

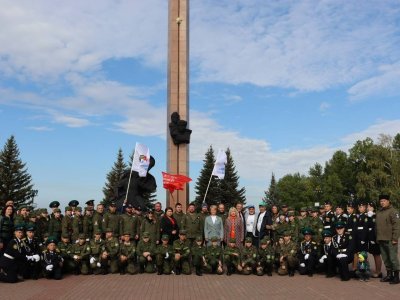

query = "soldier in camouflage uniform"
[
  {"left": 156, "top": 234, "right": 174, "bottom": 275},
  {"left": 71, "top": 207, "right": 84, "bottom": 243},
  {"left": 240, "top": 237, "right": 258, "bottom": 275},
  {"left": 140, "top": 210, "right": 160, "bottom": 245},
  {"left": 257, "top": 236, "right": 275, "bottom": 276},
  {"left": 287, "top": 212, "right": 299, "bottom": 244},
  {"left": 309, "top": 207, "right": 324, "bottom": 245},
  {"left": 181, "top": 203, "right": 204, "bottom": 247},
  {"left": 14, "top": 205, "right": 29, "bottom": 227},
  {"left": 119, "top": 204, "right": 140, "bottom": 243},
  {"left": 173, "top": 203, "right": 185, "bottom": 228},
  {"left": 278, "top": 231, "right": 298, "bottom": 277},
  {"left": 191, "top": 235, "right": 206, "bottom": 276},
  {"left": 103, "top": 202, "right": 120, "bottom": 239},
  {"left": 92, "top": 204, "right": 105, "bottom": 235},
  {"left": 69, "top": 233, "right": 91, "bottom": 275},
  {"left": 204, "top": 236, "right": 224, "bottom": 275},
  {"left": 48, "top": 208, "right": 63, "bottom": 241},
  {"left": 61, "top": 207, "right": 73, "bottom": 240},
  {"left": 297, "top": 207, "right": 310, "bottom": 241},
  {"left": 172, "top": 230, "right": 191, "bottom": 275},
  {"left": 137, "top": 232, "right": 155, "bottom": 273},
  {"left": 118, "top": 232, "right": 137, "bottom": 275},
  {"left": 36, "top": 209, "right": 49, "bottom": 241},
  {"left": 83, "top": 207, "right": 94, "bottom": 240},
  {"left": 57, "top": 233, "right": 74, "bottom": 274},
  {"left": 224, "top": 238, "right": 241, "bottom": 276},
  {"left": 88, "top": 229, "right": 106, "bottom": 275},
  {"left": 104, "top": 228, "right": 120, "bottom": 274}
]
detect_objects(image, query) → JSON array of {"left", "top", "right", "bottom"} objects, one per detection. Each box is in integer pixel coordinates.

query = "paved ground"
[{"left": 0, "top": 271, "right": 399, "bottom": 300}]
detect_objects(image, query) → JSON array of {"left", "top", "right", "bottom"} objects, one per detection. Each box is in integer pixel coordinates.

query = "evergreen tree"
[
  {"left": 194, "top": 145, "right": 221, "bottom": 207},
  {"left": 0, "top": 135, "right": 35, "bottom": 208},
  {"left": 102, "top": 148, "right": 127, "bottom": 206},
  {"left": 218, "top": 148, "right": 246, "bottom": 207},
  {"left": 263, "top": 173, "right": 279, "bottom": 206}
]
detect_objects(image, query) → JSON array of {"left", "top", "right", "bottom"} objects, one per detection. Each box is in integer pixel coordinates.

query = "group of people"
[{"left": 0, "top": 194, "right": 398, "bottom": 285}]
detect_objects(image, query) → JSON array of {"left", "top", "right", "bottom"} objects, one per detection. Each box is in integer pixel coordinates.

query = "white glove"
[
  {"left": 165, "top": 252, "right": 169, "bottom": 259},
  {"left": 73, "top": 255, "right": 78, "bottom": 260},
  {"left": 90, "top": 257, "right": 96, "bottom": 264},
  {"left": 26, "top": 255, "right": 33, "bottom": 261},
  {"left": 370, "top": 241, "right": 375, "bottom": 245},
  {"left": 96, "top": 262, "right": 101, "bottom": 268},
  {"left": 46, "top": 264, "right": 53, "bottom": 271},
  {"left": 300, "top": 263, "right": 305, "bottom": 267},
  {"left": 304, "top": 254, "right": 309, "bottom": 260},
  {"left": 367, "top": 211, "right": 374, "bottom": 217},
  {"left": 319, "top": 255, "right": 327, "bottom": 264},
  {"left": 32, "top": 254, "right": 40, "bottom": 262},
  {"left": 336, "top": 254, "right": 347, "bottom": 259}
]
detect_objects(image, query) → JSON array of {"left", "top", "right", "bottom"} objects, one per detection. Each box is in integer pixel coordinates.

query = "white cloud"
[
  {"left": 319, "top": 102, "right": 331, "bottom": 112},
  {"left": 348, "top": 62, "right": 400, "bottom": 100},
  {"left": 50, "top": 111, "right": 91, "bottom": 128},
  {"left": 27, "top": 126, "right": 53, "bottom": 131}
]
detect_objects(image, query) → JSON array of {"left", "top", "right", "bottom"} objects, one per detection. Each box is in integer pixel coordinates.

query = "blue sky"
[{"left": 1, "top": 0, "right": 400, "bottom": 209}]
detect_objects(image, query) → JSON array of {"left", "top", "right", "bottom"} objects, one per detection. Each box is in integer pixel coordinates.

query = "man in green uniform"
[
  {"left": 118, "top": 232, "right": 137, "bottom": 275},
  {"left": 69, "top": 233, "right": 91, "bottom": 275},
  {"left": 173, "top": 203, "right": 185, "bottom": 228},
  {"left": 224, "top": 238, "right": 241, "bottom": 276},
  {"left": 103, "top": 202, "right": 120, "bottom": 239},
  {"left": 92, "top": 204, "right": 105, "bottom": 235},
  {"left": 14, "top": 205, "right": 29, "bottom": 226},
  {"left": 376, "top": 194, "right": 400, "bottom": 284},
  {"left": 191, "top": 235, "right": 206, "bottom": 276},
  {"left": 57, "top": 233, "right": 74, "bottom": 274},
  {"left": 104, "top": 228, "right": 120, "bottom": 274},
  {"left": 137, "top": 231, "right": 155, "bottom": 273},
  {"left": 309, "top": 207, "right": 324, "bottom": 245},
  {"left": 89, "top": 229, "right": 106, "bottom": 275},
  {"left": 71, "top": 207, "right": 84, "bottom": 243},
  {"left": 83, "top": 207, "right": 94, "bottom": 239},
  {"left": 156, "top": 234, "right": 174, "bottom": 275},
  {"left": 278, "top": 231, "right": 298, "bottom": 277},
  {"left": 240, "top": 237, "right": 258, "bottom": 275},
  {"left": 204, "top": 236, "right": 224, "bottom": 275},
  {"left": 287, "top": 211, "right": 299, "bottom": 243},
  {"left": 257, "top": 236, "right": 275, "bottom": 276},
  {"left": 61, "top": 206, "right": 73, "bottom": 240},
  {"left": 181, "top": 203, "right": 204, "bottom": 247},
  {"left": 48, "top": 208, "right": 63, "bottom": 241},
  {"left": 119, "top": 204, "right": 140, "bottom": 243},
  {"left": 172, "top": 230, "right": 191, "bottom": 275},
  {"left": 49, "top": 201, "right": 62, "bottom": 219}
]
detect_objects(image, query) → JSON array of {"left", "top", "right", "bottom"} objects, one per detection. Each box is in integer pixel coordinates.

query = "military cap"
[
  {"left": 65, "top": 206, "right": 72, "bottom": 212},
  {"left": 347, "top": 201, "right": 356, "bottom": 208},
  {"left": 378, "top": 194, "right": 390, "bottom": 201},
  {"left": 322, "top": 230, "right": 332, "bottom": 238},
  {"left": 335, "top": 221, "right": 346, "bottom": 229},
  {"left": 78, "top": 233, "right": 86, "bottom": 239},
  {"left": 195, "top": 235, "right": 203, "bottom": 242},
  {"left": 49, "top": 201, "right": 60, "bottom": 208},
  {"left": 201, "top": 203, "right": 208, "bottom": 208},
  {"left": 75, "top": 206, "right": 82, "bottom": 212},
  {"left": 68, "top": 200, "right": 79, "bottom": 207},
  {"left": 54, "top": 208, "right": 61, "bottom": 213},
  {"left": 123, "top": 232, "right": 131, "bottom": 236},
  {"left": 258, "top": 201, "right": 266, "bottom": 207},
  {"left": 358, "top": 200, "right": 367, "bottom": 206},
  {"left": 367, "top": 201, "right": 376, "bottom": 208},
  {"left": 288, "top": 211, "right": 296, "bottom": 217},
  {"left": 281, "top": 204, "right": 288, "bottom": 208},
  {"left": 245, "top": 237, "right": 253, "bottom": 243},
  {"left": 229, "top": 238, "right": 236, "bottom": 243},
  {"left": 19, "top": 204, "right": 28, "bottom": 210},
  {"left": 26, "top": 223, "right": 36, "bottom": 231},
  {"left": 85, "top": 199, "right": 95, "bottom": 206},
  {"left": 311, "top": 206, "right": 319, "bottom": 212},
  {"left": 260, "top": 237, "right": 270, "bottom": 244},
  {"left": 35, "top": 210, "right": 42, "bottom": 217},
  {"left": 105, "top": 228, "right": 113, "bottom": 233},
  {"left": 142, "top": 232, "right": 150, "bottom": 238},
  {"left": 41, "top": 208, "right": 49, "bottom": 214},
  {"left": 161, "top": 234, "right": 170, "bottom": 241},
  {"left": 210, "top": 236, "right": 219, "bottom": 242},
  {"left": 61, "top": 233, "right": 70, "bottom": 239},
  {"left": 94, "top": 229, "right": 102, "bottom": 235},
  {"left": 319, "top": 205, "right": 325, "bottom": 210},
  {"left": 15, "top": 224, "right": 25, "bottom": 231},
  {"left": 302, "top": 228, "right": 313, "bottom": 235},
  {"left": 283, "top": 231, "right": 291, "bottom": 236},
  {"left": 300, "top": 207, "right": 307, "bottom": 212},
  {"left": 46, "top": 237, "right": 58, "bottom": 245},
  {"left": 324, "top": 200, "right": 332, "bottom": 205},
  {"left": 147, "top": 209, "right": 154, "bottom": 214},
  {"left": 43, "top": 232, "right": 49, "bottom": 238},
  {"left": 28, "top": 212, "right": 37, "bottom": 218},
  {"left": 179, "top": 230, "right": 187, "bottom": 235},
  {"left": 109, "top": 202, "right": 116, "bottom": 207},
  {"left": 307, "top": 207, "right": 313, "bottom": 211}
]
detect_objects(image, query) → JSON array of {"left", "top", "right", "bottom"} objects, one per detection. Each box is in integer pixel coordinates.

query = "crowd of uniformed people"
[{"left": 0, "top": 194, "right": 398, "bottom": 284}]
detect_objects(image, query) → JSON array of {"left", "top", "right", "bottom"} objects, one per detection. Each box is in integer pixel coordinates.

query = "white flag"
[
  {"left": 212, "top": 149, "right": 227, "bottom": 179},
  {"left": 132, "top": 143, "right": 150, "bottom": 177}
]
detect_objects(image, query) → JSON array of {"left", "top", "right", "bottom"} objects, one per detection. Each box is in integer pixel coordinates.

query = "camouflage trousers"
[
  {"left": 139, "top": 255, "right": 155, "bottom": 273},
  {"left": 156, "top": 254, "right": 173, "bottom": 274},
  {"left": 174, "top": 257, "right": 191, "bottom": 275}
]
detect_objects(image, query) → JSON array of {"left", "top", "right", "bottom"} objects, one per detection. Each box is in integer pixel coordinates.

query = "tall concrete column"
[{"left": 167, "top": 0, "right": 189, "bottom": 210}]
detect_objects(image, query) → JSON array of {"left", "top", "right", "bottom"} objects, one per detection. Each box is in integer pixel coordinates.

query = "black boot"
[
  {"left": 196, "top": 266, "right": 203, "bottom": 276},
  {"left": 390, "top": 271, "right": 399, "bottom": 285},
  {"left": 381, "top": 271, "right": 393, "bottom": 282},
  {"left": 226, "top": 266, "right": 232, "bottom": 276},
  {"left": 157, "top": 266, "right": 163, "bottom": 275},
  {"left": 175, "top": 266, "right": 181, "bottom": 275},
  {"left": 139, "top": 265, "right": 144, "bottom": 274}
]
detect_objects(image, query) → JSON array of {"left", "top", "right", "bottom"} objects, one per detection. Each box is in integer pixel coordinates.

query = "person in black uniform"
[
  {"left": 318, "top": 230, "right": 336, "bottom": 277},
  {"left": 297, "top": 228, "right": 318, "bottom": 276},
  {"left": 346, "top": 201, "right": 358, "bottom": 274},
  {"left": 332, "top": 221, "right": 355, "bottom": 281},
  {"left": 335, "top": 204, "right": 348, "bottom": 224},
  {"left": 323, "top": 201, "right": 336, "bottom": 233},
  {"left": 42, "top": 237, "right": 63, "bottom": 280},
  {"left": 367, "top": 202, "right": 382, "bottom": 278},
  {"left": 23, "top": 224, "right": 42, "bottom": 279},
  {"left": 0, "top": 225, "right": 27, "bottom": 283}
]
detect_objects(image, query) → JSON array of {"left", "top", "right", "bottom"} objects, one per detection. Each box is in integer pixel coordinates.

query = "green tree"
[
  {"left": 275, "top": 173, "right": 312, "bottom": 209},
  {"left": 0, "top": 135, "right": 35, "bottom": 208},
  {"left": 102, "top": 148, "right": 127, "bottom": 206},
  {"left": 263, "top": 173, "right": 279, "bottom": 206},
  {"left": 218, "top": 148, "right": 246, "bottom": 207},
  {"left": 194, "top": 146, "right": 221, "bottom": 207}
]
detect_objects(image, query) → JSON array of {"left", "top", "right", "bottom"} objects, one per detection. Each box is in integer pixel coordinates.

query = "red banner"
[{"left": 162, "top": 172, "right": 192, "bottom": 193}]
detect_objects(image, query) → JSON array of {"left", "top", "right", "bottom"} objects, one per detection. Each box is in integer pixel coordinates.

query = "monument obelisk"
[{"left": 167, "top": 0, "right": 189, "bottom": 210}]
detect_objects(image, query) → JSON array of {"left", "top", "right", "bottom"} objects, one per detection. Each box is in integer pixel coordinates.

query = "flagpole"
[{"left": 202, "top": 173, "right": 213, "bottom": 204}]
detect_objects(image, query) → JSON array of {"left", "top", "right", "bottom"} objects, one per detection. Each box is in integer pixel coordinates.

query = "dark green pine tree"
[
  {"left": 218, "top": 148, "right": 246, "bottom": 207},
  {"left": 263, "top": 172, "right": 279, "bottom": 206},
  {"left": 194, "top": 145, "right": 222, "bottom": 207},
  {"left": 103, "top": 148, "right": 127, "bottom": 206},
  {"left": 0, "top": 135, "right": 35, "bottom": 208}
]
